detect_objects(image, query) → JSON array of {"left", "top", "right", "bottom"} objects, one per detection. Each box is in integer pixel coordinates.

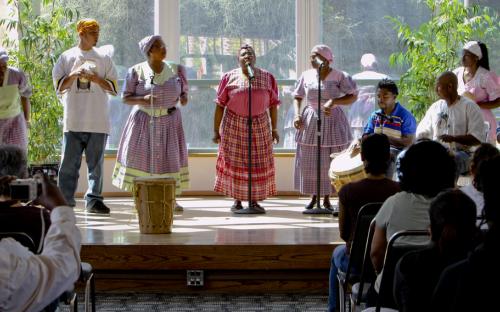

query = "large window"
[
  {"left": 321, "top": 0, "right": 430, "bottom": 78},
  {"left": 178, "top": 0, "right": 296, "bottom": 149},
  {"left": 61, "top": 0, "right": 155, "bottom": 149}
]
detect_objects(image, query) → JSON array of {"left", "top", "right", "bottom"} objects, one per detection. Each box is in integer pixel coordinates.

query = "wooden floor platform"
[{"left": 76, "top": 196, "right": 342, "bottom": 293}]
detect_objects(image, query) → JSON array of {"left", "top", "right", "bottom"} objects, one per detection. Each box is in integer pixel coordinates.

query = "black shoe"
[
  {"left": 86, "top": 201, "right": 110, "bottom": 214},
  {"left": 231, "top": 200, "right": 243, "bottom": 212},
  {"left": 328, "top": 204, "right": 339, "bottom": 217}
]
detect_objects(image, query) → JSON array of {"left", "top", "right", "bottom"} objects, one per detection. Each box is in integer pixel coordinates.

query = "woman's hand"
[
  {"left": 212, "top": 132, "right": 221, "bottom": 144},
  {"left": 179, "top": 93, "right": 188, "bottom": 106},
  {"left": 323, "top": 99, "right": 334, "bottom": 116},
  {"left": 272, "top": 129, "right": 280, "bottom": 144},
  {"left": 142, "top": 94, "right": 157, "bottom": 105},
  {"left": 293, "top": 115, "right": 303, "bottom": 129}
]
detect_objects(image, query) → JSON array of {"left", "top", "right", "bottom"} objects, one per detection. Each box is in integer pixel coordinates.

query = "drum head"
[{"left": 330, "top": 149, "right": 364, "bottom": 176}]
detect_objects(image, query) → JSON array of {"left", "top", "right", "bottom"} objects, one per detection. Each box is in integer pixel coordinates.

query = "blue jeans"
[
  {"left": 328, "top": 245, "right": 350, "bottom": 312},
  {"left": 58, "top": 131, "right": 108, "bottom": 207}
]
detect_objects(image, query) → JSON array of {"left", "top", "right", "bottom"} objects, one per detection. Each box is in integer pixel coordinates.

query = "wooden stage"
[{"left": 76, "top": 196, "right": 343, "bottom": 293}]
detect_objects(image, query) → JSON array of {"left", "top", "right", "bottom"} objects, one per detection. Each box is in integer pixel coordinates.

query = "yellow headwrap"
[{"left": 77, "top": 18, "right": 100, "bottom": 34}]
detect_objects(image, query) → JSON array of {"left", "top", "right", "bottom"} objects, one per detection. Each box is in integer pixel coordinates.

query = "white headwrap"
[
  {"left": 463, "top": 41, "right": 482, "bottom": 60},
  {"left": 139, "top": 35, "right": 162, "bottom": 57},
  {"left": 0, "top": 47, "right": 8, "bottom": 63}
]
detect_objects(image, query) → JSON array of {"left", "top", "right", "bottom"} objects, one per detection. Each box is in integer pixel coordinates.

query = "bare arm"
[
  {"left": 370, "top": 224, "right": 388, "bottom": 273},
  {"left": 122, "top": 94, "right": 151, "bottom": 106},
  {"left": 388, "top": 134, "right": 415, "bottom": 149},
  {"left": 325, "top": 93, "right": 358, "bottom": 108},
  {"left": 21, "top": 97, "right": 30, "bottom": 123},
  {"left": 269, "top": 105, "right": 279, "bottom": 144},
  {"left": 85, "top": 71, "right": 114, "bottom": 93},
  {"left": 212, "top": 105, "right": 225, "bottom": 144},
  {"left": 477, "top": 97, "right": 500, "bottom": 110},
  {"left": 293, "top": 97, "right": 303, "bottom": 129},
  {"left": 439, "top": 134, "right": 481, "bottom": 146}
]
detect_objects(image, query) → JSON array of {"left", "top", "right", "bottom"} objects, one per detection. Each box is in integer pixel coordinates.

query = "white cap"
[
  {"left": 360, "top": 53, "right": 377, "bottom": 70},
  {"left": 463, "top": 41, "right": 482, "bottom": 60}
]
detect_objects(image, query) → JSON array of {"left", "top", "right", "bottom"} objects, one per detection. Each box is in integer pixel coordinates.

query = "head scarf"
[
  {"left": 463, "top": 41, "right": 482, "bottom": 60},
  {"left": 311, "top": 44, "right": 334, "bottom": 63},
  {"left": 0, "top": 47, "right": 8, "bottom": 63},
  {"left": 139, "top": 35, "right": 162, "bottom": 57},
  {"left": 77, "top": 18, "right": 100, "bottom": 34}
]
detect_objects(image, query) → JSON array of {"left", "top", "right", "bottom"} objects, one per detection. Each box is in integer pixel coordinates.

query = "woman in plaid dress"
[
  {"left": 293, "top": 44, "right": 356, "bottom": 213},
  {"left": 213, "top": 45, "right": 280, "bottom": 214},
  {"left": 0, "top": 48, "right": 32, "bottom": 152},
  {"left": 112, "top": 35, "right": 189, "bottom": 210}
]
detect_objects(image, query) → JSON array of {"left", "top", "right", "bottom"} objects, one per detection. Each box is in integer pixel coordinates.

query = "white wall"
[{"left": 75, "top": 155, "right": 297, "bottom": 196}]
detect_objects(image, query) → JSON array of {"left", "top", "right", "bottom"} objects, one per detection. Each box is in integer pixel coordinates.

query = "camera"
[{"left": 9, "top": 178, "right": 42, "bottom": 202}]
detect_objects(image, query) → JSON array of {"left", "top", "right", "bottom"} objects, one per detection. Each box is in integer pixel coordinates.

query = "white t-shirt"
[
  {"left": 375, "top": 191, "right": 432, "bottom": 245},
  {"left": 416, "top": 96, "right": 485, "bottom": 151},
  {"left": 52, "top": 46, "right": 118, "bottom": 134}
]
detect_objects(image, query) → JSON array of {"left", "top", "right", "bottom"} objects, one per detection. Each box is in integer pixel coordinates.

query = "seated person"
[
  {"left": 0, "top": 166, "right": 81, "bottom": 309},
  {"left": 363, "top": 79, "right": 416, "bottom": 178},
  {"left": 370, "top": 140, "right": 456, "bottom": 293},
  {"left": 328, "top": 133, "right": 401, "bottom": 312},
  {"left": 431, "top": 155, "right": 500, "bottom": 312},
  {"left": 0, "top": 145, "right": 51, "bottom": 253},
  {"left": 416, "top": 71, "right": 485, "bottom": 176},
  {"left": 459, "top": 143, "right": 499, "bottom": 227},
  {"left": 394, "top": 189, "right": 478, "bottom": 312}
]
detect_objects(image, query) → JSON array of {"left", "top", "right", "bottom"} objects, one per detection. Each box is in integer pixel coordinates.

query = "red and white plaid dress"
[{"left": 214, "top": 68, "right": 280, "bottom": 201}]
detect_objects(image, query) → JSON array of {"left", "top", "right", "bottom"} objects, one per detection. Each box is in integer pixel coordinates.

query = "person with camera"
[{"left": 0, "top": 145, "right": 81, "bottom": 311}]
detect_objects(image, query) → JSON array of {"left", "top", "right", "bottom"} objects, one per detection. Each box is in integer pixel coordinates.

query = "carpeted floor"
[{"left": 60, "top": 293, "right": 328, "bottom": 311}]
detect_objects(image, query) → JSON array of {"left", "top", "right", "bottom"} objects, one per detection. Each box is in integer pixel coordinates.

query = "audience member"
[
  {"left": 0, "top": 145, "right": 50, "bottom": 253},
  {"left": 327, "top": 133, "right": 400, "bottom": 312},
  {"left": 370, "top": 140, "right": 456, "bottom": 292},
  {"left": 431, "top": 155, "right": 500, "bottom": 311},
  {"left": 0, "top": 172, "right": 81, "bottom": 311},
  {"left": 363, "top": 79, "right": 416, "bottom": 178},
  {"left": 417, "top": 71, "right": 484, "bottom": 176},
  {"left": 394, "top": 190, "right": 478, "bottom": 312},
  {"left": 459, "top": 143, "right": 499, "bottom": 226}
]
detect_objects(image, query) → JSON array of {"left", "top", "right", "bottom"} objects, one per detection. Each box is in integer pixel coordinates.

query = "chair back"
[
  {"left": 0, "top": 232, "right": 37, "bottom": 253},
  {"left": 355, "top": 219, "right": 378, "bottom": 305},
  {"left": 375, "top": 230, "right": 429, "bottom": 311},
  {"left": 347, "top": 202, "right": 383, "bottom": 274}
]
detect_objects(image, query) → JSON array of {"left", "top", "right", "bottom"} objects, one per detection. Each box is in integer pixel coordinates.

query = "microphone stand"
[
  {"left": 304, "top": 63, "right": 331, "bottom": 215},
  {"left": 149, "top": 75, "right": 156, "bottom": 176},
  {"left": 235, "top": 65, "right": 263, "bottom": 214}
]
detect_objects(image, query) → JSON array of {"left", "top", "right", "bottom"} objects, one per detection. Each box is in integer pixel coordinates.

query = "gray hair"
[{"left": 0, "top": 145, "right": 28, "bottom": 178}]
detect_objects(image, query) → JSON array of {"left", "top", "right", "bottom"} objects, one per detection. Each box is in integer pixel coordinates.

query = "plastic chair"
[{"left": 337, "top": 202, "right": 382, "bottom": 312}]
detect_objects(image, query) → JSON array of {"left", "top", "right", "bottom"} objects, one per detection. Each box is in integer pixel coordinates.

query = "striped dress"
[
  {"left": 293, "top": 68, "right": 355, "bottom": 196},
  {"left": 214, "top": 68, "right": 280, "bottom": 201},
  {"left": 112, "top": 61, "right": 189, "bottom": 195},
  {"left": 0, "top": 67, "right": 31, "bottom": 151}
]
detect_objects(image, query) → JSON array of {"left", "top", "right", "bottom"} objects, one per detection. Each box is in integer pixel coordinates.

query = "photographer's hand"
[{"left": 33, "top": 174, "right": 68, "bottom": 211}]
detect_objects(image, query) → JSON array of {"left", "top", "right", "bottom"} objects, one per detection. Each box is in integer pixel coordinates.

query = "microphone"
[
  {"left": 313, "top": 56, "right": 325, "bottom": 68},
  {"left": 245, "top": 62, "right": 255, "bottom": 80},
  {"left": 150, "top": 74, "right": 155, "bottom": 86},
  {"left": 376, "top": 112, "right": 393, "bottom": 123}
]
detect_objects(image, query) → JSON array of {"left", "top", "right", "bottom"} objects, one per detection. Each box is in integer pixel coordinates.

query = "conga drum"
[
  {"left": 329, "top": 148, "right": 366, "bottom": 191},
  {"left": 133, "top": 176, "right": 176, "bottom": 234}
]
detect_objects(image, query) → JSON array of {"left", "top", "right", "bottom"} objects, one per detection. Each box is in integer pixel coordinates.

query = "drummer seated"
[
  {"left": 363, "top": 79, "right": 417, "bottom": 179},
  {"left": 328, "top": 133, "right": 401, "bottom": 312},
  {"left": 416, "top": 72, "right": 484, "bottom": 177}
]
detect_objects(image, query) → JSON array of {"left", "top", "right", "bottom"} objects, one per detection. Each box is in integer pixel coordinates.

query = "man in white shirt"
[
  {"left": 0, "top": 173, "right": 81, "bottom": 312},
  {"left": 52, "top": 18, "right": 118, "bottom": 214},
  {"left": 416, "top": 71, "right": 485, "bottom": 175}
]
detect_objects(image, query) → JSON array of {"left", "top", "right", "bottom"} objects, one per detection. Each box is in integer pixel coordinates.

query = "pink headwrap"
[
  {"left": 311, "top": 44, "right": 334, "bottom": 63},
  {"left": 139, "top": 35, "right": 162, "bottom": 57}
]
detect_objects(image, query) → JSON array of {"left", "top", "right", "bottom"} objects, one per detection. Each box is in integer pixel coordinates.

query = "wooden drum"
[
  {"left": 133, "top": 176, "right": 176, "bottom": 234},
  {"left": 329, "top": 148, "right": 366, "bottom": 191}
]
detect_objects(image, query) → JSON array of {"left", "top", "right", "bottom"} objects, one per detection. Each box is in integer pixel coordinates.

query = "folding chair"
[
  {"left": 373, "top": 230, "right": 429, "bottom": 312},
  {"left": 337, "top": 202, "right": 382, "bottom": 312}
]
